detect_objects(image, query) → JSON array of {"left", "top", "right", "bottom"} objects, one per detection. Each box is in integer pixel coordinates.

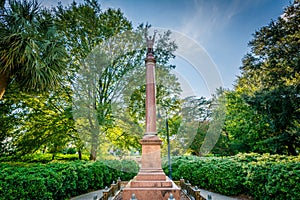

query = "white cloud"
[
  {"left": 179, "top": 0, "right": 255, "bottom": 42},
  {"left": 152, "top": 27, "right": 223, "bottom": 98}
]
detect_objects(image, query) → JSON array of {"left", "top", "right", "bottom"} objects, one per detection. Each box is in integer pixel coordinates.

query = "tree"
[
  {"left": 0, "top": 0, "right": 180, "bottom": 160},
  {"left": 0, "top": 84, "right": 80, "bottom": 157},
  {"left": 198, "top": 88, "right": 227, "bottom": 156},
  {"left": 187, "top": 97, "right": 210, "bottom": 156},
  {"left": 72, "top": 28, "right": 177, "bottom": 160},
  {"left": 54, "top": 0, "right": 136, "bottom": 160},
  {"left": 236, "top": 0, "right": 300, "bottom": 155},
  {"left": 54, "top": 0, "right": 132, "bottom": 74},
  {"left": 0, "top": 0, "right": 5, "bottom": 9},
  {"left": 0, "top": 0, "right": 66, "bottom": 99},
  {"left": 222, "top": 90, "right": 270, "bottom": 154},
  {"left": 54, "top": 1, "right": 178, "bottom": 160},
  {"left": 0, "top": 85, "right": 22, "bottom": 156}
]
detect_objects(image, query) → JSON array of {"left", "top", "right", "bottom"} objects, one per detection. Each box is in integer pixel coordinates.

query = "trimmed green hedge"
[
  {"left": 0, "top": 160, "right": 139, "bottom": 200},
  {"left": 1, "top": 154, "right": 298, "bottom": 199},
  {"left": 163, "top": 153, "right": 300, "bottom": 199},
  {"left": 0, "top": 153, "right": 90, "bottom": 163}
]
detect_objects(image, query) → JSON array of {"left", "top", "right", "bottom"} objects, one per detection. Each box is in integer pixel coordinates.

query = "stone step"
[
  {"left": 135, "top": 172, "right": 167, "bottom": 181},
  {"left": 122, "top": 188, "right": 180, "bottom": 200},
  {"left": 130, "top": 180, "right": 173, "bottom": 188}
]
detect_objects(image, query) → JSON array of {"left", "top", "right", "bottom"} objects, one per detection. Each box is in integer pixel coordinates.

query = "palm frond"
[{"left": 0, "top": 0, "right": 66, "bottom": 94}]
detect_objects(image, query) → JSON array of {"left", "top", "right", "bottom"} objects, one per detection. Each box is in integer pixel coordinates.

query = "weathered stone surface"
[
  {"left": 122, "top": 178, "right": 180, "bottom": 200},
  {"left": 122, "top": 189, "right": 180, "bottom": 200},
  {"left": 122, "top": 32, "right": 180, "bottom": 200}
]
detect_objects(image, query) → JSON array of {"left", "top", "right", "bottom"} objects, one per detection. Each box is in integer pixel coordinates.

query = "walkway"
[
  {"left": 200, "top": 189, "right": 237, "bottom": 200},
  {"left": 70, "top": 190, "right": 103, "bottom": 200}
]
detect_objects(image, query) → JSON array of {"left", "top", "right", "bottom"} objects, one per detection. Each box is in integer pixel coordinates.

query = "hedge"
[
  {"left": 0, "top": 160, "right": 139, "bottom": 200},
  {"left": 1, "top": 154, "right": 299, "bottom": 199},
  {"left": 163, "top": 153, "right": 300, "bottom": 199},
  {"left": 0, "top": 153, "right": 90, "bottom": 163}
]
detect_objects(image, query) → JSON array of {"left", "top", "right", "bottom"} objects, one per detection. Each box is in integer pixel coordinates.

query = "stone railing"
[
  {"left": 180, "top": 178, "right": 206, "bottom": 200},
  {"left": 97, "top": 177, "right": 121, "bottom": 200},
  {"left": 92, "top": 178, "right": 212, "bottom": 200}
]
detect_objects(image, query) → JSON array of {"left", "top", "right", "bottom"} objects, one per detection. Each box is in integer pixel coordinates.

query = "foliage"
[
  {"left": 165, "top": 153, "right": 300, "bottom": 199},
  {"left": 0, "top": 153, "right": 90, "bottom": 163},
  {"left": 234, "top": 0, "right": 300, "bottom": 155},
  {"left": 0, "top": 159, "right": 138, "bottom": 199},
  {"left": 54, "top": 1, "right": 178, "bottom": 160},
  {"left": 0, "top": 0, "right": 84, "bottom": 158},
  {"left": 166, "top": 155, "right": 246, "bottom": 196},
  {"left": 103, "top": 159, "right": 140, "bottom": 181},
  {"left": 0, "top": 0, "right": 67, "bottom": 99},
  {"left": 234, "top": 153, "right": 300, "bottom": 200},
  {"left": 222, "top": 90, "right": 270, "bottom": 154},
  {"left": 53, "top": 0, "right": 136, "bottom": 161},
  {"left": 0, "top": 85, "right": 80, "bottom": 157},
  {"left": 0, "top": 0, "right": 180, "bottom": 162},
  {"left": 184, "top": 89, "right": 229, "bottom": 156},
  {"left": 184, "top": 96, "right": 211, "bottom": 156}
]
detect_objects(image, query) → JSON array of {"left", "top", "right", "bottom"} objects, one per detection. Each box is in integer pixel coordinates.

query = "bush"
[
  {"left": 104, "top": 159, "right": 139, "bottom": 181},
  {"left": 0, "top": 153, "right": 90, "bottom": 163},
  {"left": 0, "top": 159, "right": 139, "bottom": 200},
  {"left": 165, "top": 153, "right": 300, "bottom": 199},
  {"left": 244, "top": 161, "right": 300, "bottom": 200},
  {"left": 0, "top": 164, "right": 57, "bottom": 199},
  {"left": 165, "top": 156, "right": 246, "bottom": 195},
  {"left": 62, "top": 147, "right": 77, "bottom": 154}
]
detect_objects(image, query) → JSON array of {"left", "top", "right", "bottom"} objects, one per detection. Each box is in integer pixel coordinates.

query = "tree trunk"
[
  {"left": 89, "top": 133, "right": 99, "bottom": 161},
  {"left": 42, "top": 146, "right": 47, "bottom": 154},
  {"left": 89, "top": 140, "right": 98, "bottom": 161},
  {"left": 89, "top": 145, "right": 97, "bottom": 161},
  {"left": 0, "top": 70, "right": 9, "bottom": 99},
  {"left": 78, "top": 149, "right": 82, "bottom": 160},
  {"left": 287, "top": 143, "right": 297, "bottom": 156}
]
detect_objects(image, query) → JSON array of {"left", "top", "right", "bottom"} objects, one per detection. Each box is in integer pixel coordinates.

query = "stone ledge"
[
  {"left": 122, "top": 187, "right": 180, "bottom": 200},
  {"left": 130, "top": 180, "right": 173, "bottom": 188},
  {"left": 135, "top": 172, "right": 166, "bottom": 181}
]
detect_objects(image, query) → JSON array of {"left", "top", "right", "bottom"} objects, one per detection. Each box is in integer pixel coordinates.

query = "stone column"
[
  {"left": 139, "top": 51, "right": 164, "bottom": 172},
  {"left": 145, "top": 52, "right": 157, "bottom": 136},
  {"left": 122, "top": 31, "right": 180, "bottom": 200}
]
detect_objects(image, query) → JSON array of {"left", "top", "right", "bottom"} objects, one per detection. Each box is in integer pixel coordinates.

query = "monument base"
[
  {"left": 122, "top": 175, "right": 180, "bottom": 200},
  {"left": 122, "top": 135, "right": 180, "bottom": 200}
]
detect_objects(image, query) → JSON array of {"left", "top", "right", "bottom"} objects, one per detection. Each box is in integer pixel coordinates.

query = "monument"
[{"left": 122, "top": 31, "right": 180, "bottom": 200}]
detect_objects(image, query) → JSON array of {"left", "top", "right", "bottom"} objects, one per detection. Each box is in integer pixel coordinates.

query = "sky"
[{"left": 43, "top": 0, "right": 291, "bottom": 98}]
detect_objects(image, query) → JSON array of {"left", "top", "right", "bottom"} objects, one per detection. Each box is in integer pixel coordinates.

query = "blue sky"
[{"left": 44, "top": 0, "right": 291, "bottom": 98}]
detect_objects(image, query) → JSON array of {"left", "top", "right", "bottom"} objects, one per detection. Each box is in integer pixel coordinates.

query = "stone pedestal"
[
  {"left": 122, "top": 136, "right": 180, "bottom": 200},
  {"left": 122, "top": 33, "right": 180, "bottom": 200}
]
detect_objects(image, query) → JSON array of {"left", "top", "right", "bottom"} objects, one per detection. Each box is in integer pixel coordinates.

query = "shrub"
[
  {"left": 104, "top": 159, "right": 139, "bottom": 182},
  {"left": 244, "top": 161, "right": 300, "bottom": 200},
  {"left": 166, "top": 156, "right": 246, "bottom": 195},
  {"left": 0, "top": 159, "right": 138, "bottom": 199},
  {"left": 166, "top": 154, "right": 300, "bottom": 199}
]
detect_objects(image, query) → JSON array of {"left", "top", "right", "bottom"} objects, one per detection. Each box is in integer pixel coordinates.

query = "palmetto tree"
[
  {"left": 0, "top": 0, "right": 5, "bottom": 10},
  {"left": 0, "top": 0, "right": 66, "bottom": 99}
]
